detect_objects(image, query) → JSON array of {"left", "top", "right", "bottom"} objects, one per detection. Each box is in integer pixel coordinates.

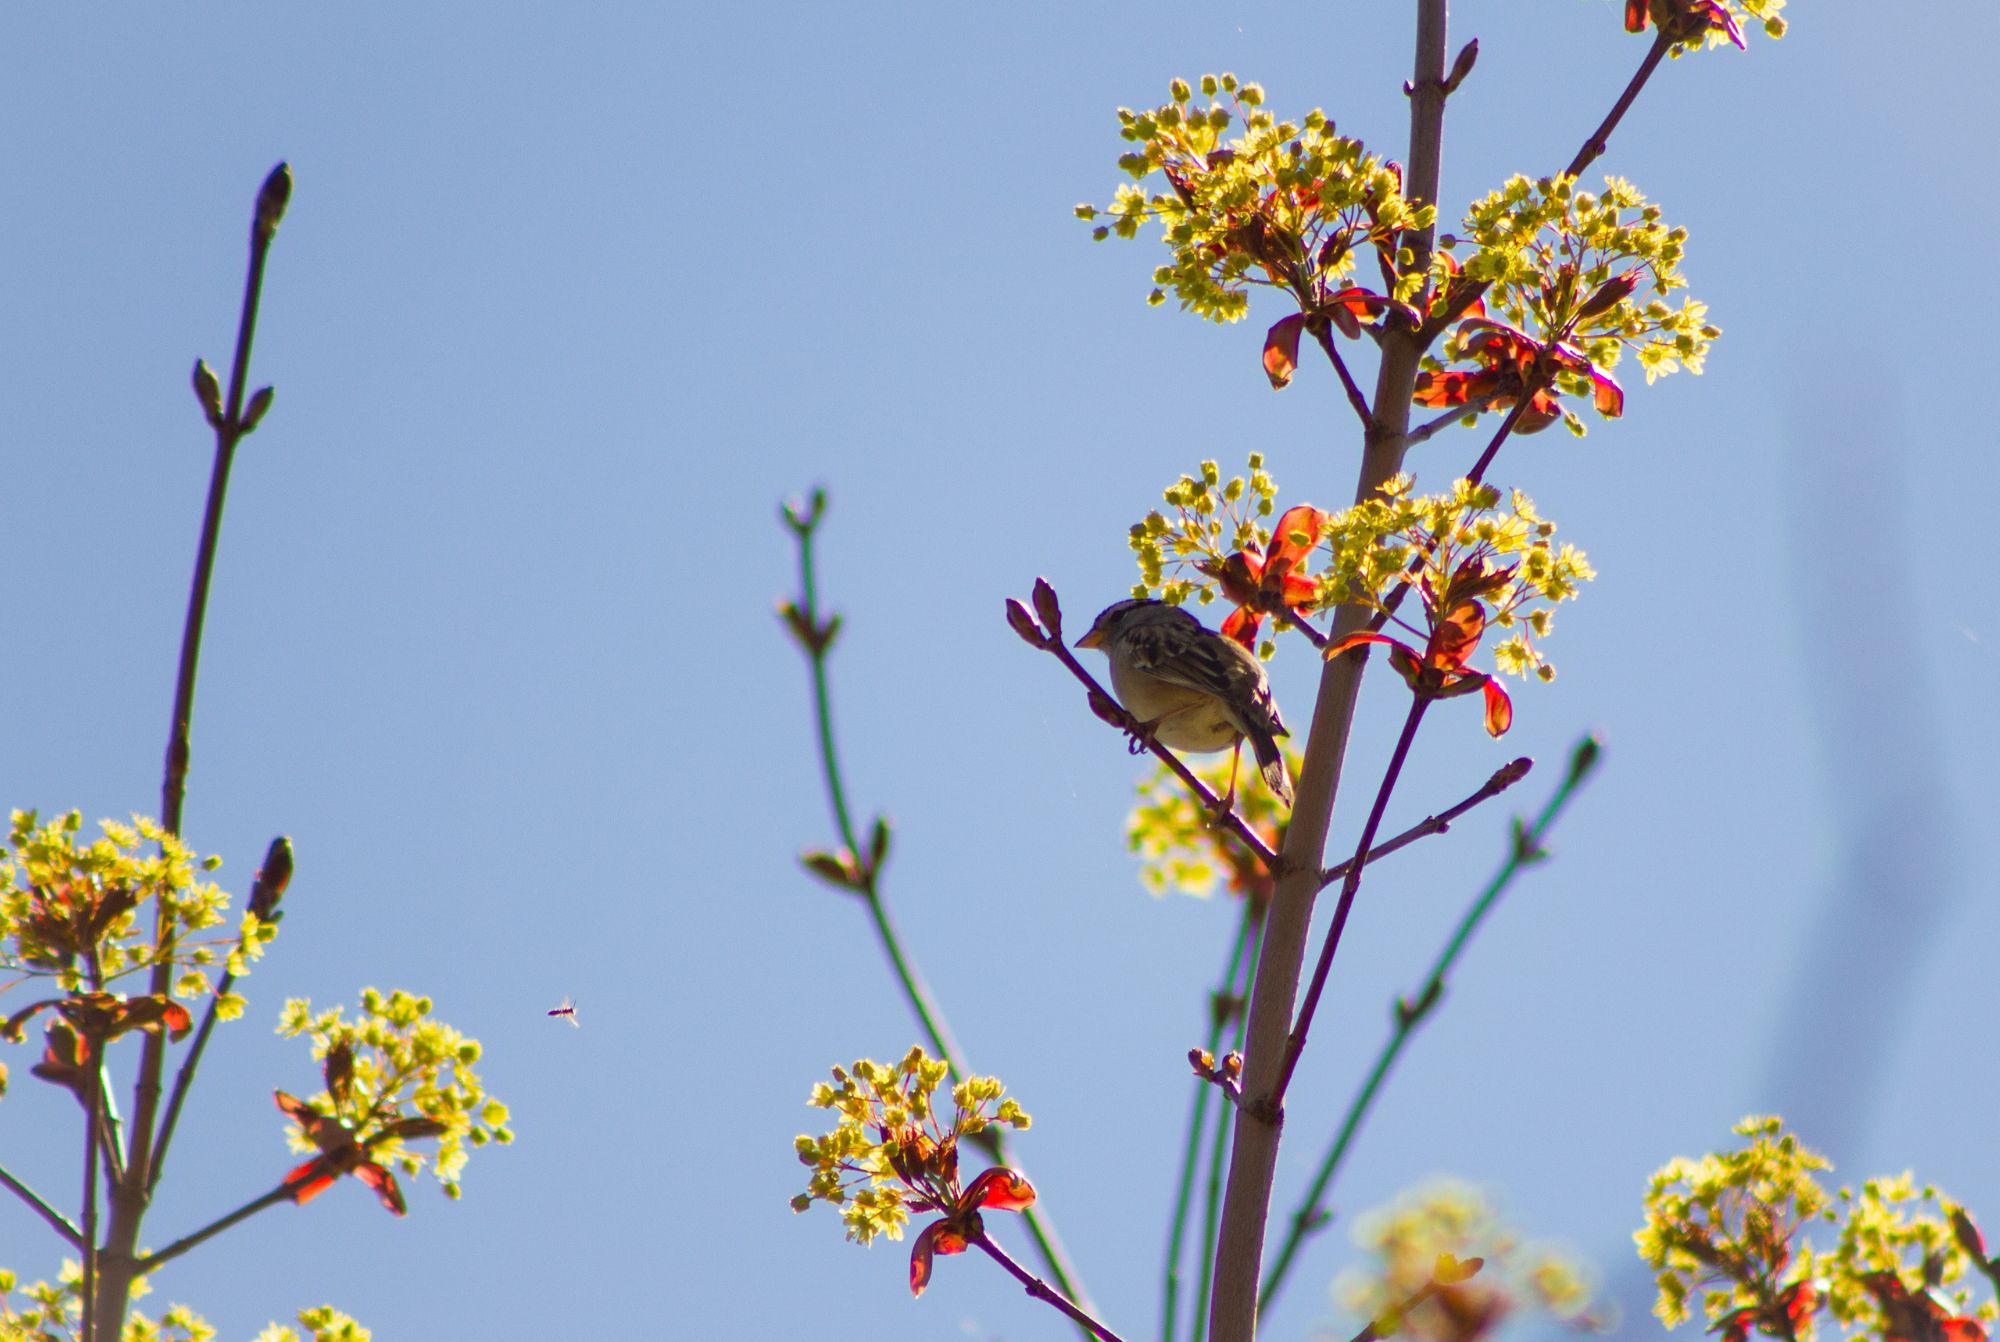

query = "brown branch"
[
  {"left": 978, "top": 1231, "right": 1130, "bottom": 1342},
  {"left": 1204, "top": 9, "right": 1454, "bottom": 1339},
  {"left": 1309, "top": 319, "right": 1376, "bottom": 431},
  {"left": 1318, "top": 756, "right": 1531, "bottom": 890}
]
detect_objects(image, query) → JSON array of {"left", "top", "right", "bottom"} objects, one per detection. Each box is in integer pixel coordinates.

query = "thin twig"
[
  {"left": 1162, "top": 908, "right": 1255, "bottom": 1342},
  {"left": 1192, "top": 921, "right": 1260, "bottom": 1342},
  {"left": 782, "top": 500, "right": 1095, "bottom": 1324},
  {"left": 154, "top": 840, "right": 290, "bottom": 1193},
  {"left": 1309, "top": 321, "right": 1376, "bottom": 431},
  {"left": 1420, "top": 31, "right": 1674, "bottom": 344},
  {"left": 1015, "top": 585, "right": 1281, "bottom": 872},
  {"left": 1259, "top": 736, "right": 1600, "bottom": 1309},
  {"left": 1404, "top": 400, "right": 1490, "bottom": 449},
  {"left": 1318, "top": 757, "right": 1531, "bottom": 889},
  {"left": 98, "top": 161, "right": 290, "bottom": 1341},
  {"left": 1567, "top": 31, "right": 1672, "bottom": 178},
  {"left": 0, "top": 1163, "right": 84, "bottom": 1248},
  {"left": 1270, "top": 696, "right": 1431, "bottom": 1111},
  {"left": 131, "top": 1183, "right": 296, "bottom": 1274},
  {"left": 979, "top": 1232, "right": 1130, "bottom": 1342}
]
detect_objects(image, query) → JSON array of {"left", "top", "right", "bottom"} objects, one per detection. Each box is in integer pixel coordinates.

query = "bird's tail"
[{"left": 1252, "top": 729, "right": 1293, "bottom": 807}]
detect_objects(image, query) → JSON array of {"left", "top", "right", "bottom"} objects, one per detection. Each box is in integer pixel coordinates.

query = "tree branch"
[
  {"left": 979, "top": 1231, "right": 1130, "bottom": 1342},
  {"left": 781, "top": 500, "right": 1096, "bottom": 1326},
  {"left": 1260, "top": 736, "right": 1600, "bottom": 1308},
  {"left": 1204, "top": 9, "right": 1452, "bottom": 1338}
]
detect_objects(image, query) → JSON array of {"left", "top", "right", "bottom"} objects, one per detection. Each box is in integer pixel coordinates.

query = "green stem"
[
  {"left": 1163, "top": 908, "right": 1255, "bottom": 1342},
  {"left": 785, "top": 497, "right": 1093, "bottom": 1323},
  {"left": 1257, "top": 736, "right": 1601, "bottom": 1308}
]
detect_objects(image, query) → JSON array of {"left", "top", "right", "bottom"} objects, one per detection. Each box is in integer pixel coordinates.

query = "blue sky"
[{"left": 3, "top": 4, "right": 1996, "bottom": 1339}]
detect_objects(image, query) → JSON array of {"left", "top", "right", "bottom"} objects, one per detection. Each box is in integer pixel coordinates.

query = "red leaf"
[
  {"left": 1430, "top": 601, "right": 1487, "bottom": 671},
  {"left": 1264, "top": 505, "right": 1324, "bottom": 589},
  {"left": 1324, "top": 631, "right": 1401, "bottom": 661},
  {"left": 1481, "top": 678, "right": 1513, "bottom": 737},
  {"left": 355, "top": 1161, "right": 408, "bottom": 1216},
  {"left": 283, "top": 1157, "right": 338, "bottom": 1206},
  {"left": 1220, "top": 605, "right": 1263, "bottom": 649},
  {"left": 1624, "top": 0, "right": 1648, "bottom": 32},
  {"left": 1263, "top": 314, "right": 1305, "bottom": 390},
  {"left": 1588, "top": 365, "right": 1625, "bottom": 418},
  {"left": 1411, "top": 369, "right": 1489, "bottom": 409},
  {"left": 964, "top": 1167, "right": 1038, "bottom": 1212}
]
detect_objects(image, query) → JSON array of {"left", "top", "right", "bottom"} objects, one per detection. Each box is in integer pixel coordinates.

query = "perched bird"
[{"left": 1076, "top": 598, "right": 1293, "bottom": 807}]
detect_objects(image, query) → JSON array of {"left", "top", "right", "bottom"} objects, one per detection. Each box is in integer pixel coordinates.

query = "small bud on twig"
[
  {"left": 1030, "top": 577, "right": 1063, "bottom": 639},
  {"left": 868, "top": 815, "right": 892, "bottom": 873},
  {"left": 780, "top": 488, "right": 828, "bottom": 536},
  {"left": 191, "top": 360, "right": 223, "bottom": 428},
  {"left": 1087, "top": 689, "right": 1126, "bottom": 731},
  {"left": 255, "top": 163, "right": 293, "bottom": 242},
  {"left": 240, "top": 386, "right": 275, "bottom": 436},
  {"left": 1442, "top": 39, "right": 1480, "bottom": 95},
  {"left": 248, "top": 836, "right": 293, "bottom": 922},
  {"left": 1566, "top": 733, "right": 1602, "bottom": 786},
  {"left": 1576, "top": 269, "right": 1641, "bottom": 321},
  {"left": 800, "top": 848, "right": 864, "bottom": 894},
  {"left": 1004, "top": 598, "right": 1048, "bottom": 649}
]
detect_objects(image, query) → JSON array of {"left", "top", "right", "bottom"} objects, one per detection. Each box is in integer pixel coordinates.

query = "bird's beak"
[{"left": 1075, "top": 628, "right": 1104, "bottom": 650}]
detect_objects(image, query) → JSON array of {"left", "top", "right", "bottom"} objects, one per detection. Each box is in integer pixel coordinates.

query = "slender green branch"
[
  {"left": 1270, "top": 695, "right": 1430, "bottom": 1110},
  {"left": 781, "top": 494, "right": 1094, "bottom": 1323},
  {"left": 1258, "top": 735, "right": 1601, "bottom": 1309},
  {"left": 978, "top": 1233, "right": 1129, "bottom": 1342},
  {"left": 1163, "top": 909, "right": 1256, "bottom": 1342},
  {"left": 130, "top": 1182, "right": 295, "bottom": 1274},
  {"left": 0, "top": 1163, "right": 84, "bottom": 1248}
]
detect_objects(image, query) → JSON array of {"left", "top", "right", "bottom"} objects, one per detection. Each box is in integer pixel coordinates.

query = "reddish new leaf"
[
  {"left": 1263, "top": 314, "right": 1304, "bottom": 389},
  {"left": 964, "top": 1167, "right": 1037, "bottom": 1212}
]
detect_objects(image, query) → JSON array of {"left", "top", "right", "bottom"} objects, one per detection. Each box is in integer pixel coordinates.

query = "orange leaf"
[
  {"left": 1265, "top": 505, "right": 1324, "bottom": 584},
  {"left": 1263, "top": 314, "right": 1304, "bottom": 390},
  {"left": 1481, "top": 678, "right": 1513, "bottom": 737},
  {"left": 283, "top": 1158, "right": 338, "bottom": 1206},
  {"left": 1220, "top": 605, "right": 1263, "bottom": 649},
  {"left": 1430, "top": 601, "right": 1486, "bottom": 670},
  {"left": 965, "top": 1167, "right": 1037, "bottom": 1212}
]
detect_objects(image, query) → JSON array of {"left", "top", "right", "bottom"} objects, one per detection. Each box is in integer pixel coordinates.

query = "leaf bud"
[
  {"left": 1444, "top": 38, "right": 1480, "bottom": 94},
  {"left": 192, "top": 360, "right": 224, "bottom": 427},
  {"left": 255, "top": 163, "right": 293, "bottom": 242},
  {"left": 240, "top": 386, "right": 275, "bottom": 435},
  {"left": 1576, "top": 269, "right": 1641, "bottom": 321},
  {"left": 1087, "top": 689, "right": 1126, "bottom": 730},
  {"left": 1030, "top": 578, "right": 1062, "bottom": 637},
  {"left": 1565, "top": 733, "right": 1602, "bottom": 786},
  {"left": 1004, "top": 598, "right": 1047, "bottom": 649},
  {"left": 867, "top": 815, "right": 892, "bottom": 873},
  {"left": 249, "top": 836, "right": 294, "bottom": 921}
]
